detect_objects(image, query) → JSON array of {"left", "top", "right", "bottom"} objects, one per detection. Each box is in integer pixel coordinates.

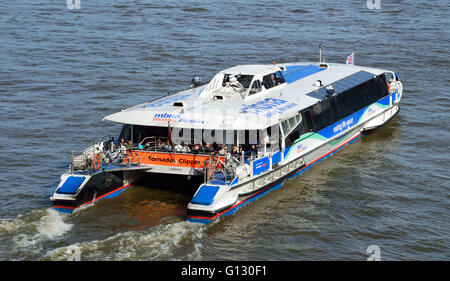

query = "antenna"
[{"left": 319, "top": 44, "right": 323, "bottom": 63}]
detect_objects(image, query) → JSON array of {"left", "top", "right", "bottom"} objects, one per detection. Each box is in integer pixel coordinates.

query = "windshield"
[{"left": 222, "top": 74, "right": 254, "bottom": 89}]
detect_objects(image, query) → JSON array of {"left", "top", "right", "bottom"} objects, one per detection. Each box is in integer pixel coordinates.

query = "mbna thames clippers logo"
[{"left": 152, "top": 113, "right": 181, "bottom": 122}]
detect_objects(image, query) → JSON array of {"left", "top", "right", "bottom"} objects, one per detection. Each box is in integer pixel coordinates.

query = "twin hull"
[
  {"left": 187, "top": 99, "right": 400, "bottom": 223},
  {"left": 51, "top": 93, "right": 400, "bottom": 222}
]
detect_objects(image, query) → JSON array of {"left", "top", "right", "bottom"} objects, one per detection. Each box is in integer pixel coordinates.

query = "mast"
[{"left": 319, "top": 44, "right": 323, "bottom": 63}]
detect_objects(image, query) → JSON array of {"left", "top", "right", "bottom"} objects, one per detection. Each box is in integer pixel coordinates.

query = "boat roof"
[{"left": 103, "top": 62, "right": 389, "bottom": 130}]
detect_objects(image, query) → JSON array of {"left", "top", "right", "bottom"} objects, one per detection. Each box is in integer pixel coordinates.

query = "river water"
[{"left": 0, "top": 0, "right": 448, "bottom": 261}]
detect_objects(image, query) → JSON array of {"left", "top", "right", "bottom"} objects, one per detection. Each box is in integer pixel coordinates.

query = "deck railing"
[
  {"left": 69, "top": 134, "right": 278, "bottom": 180},
  {"left": 69, "top": 138, "right": 143, "bottom": 174}
]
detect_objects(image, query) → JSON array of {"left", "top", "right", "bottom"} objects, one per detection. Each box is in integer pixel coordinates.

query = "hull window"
[
  {"left": 308, "top": 74, "right": 389, "bottom": 133},
  {"left": 283, "top": 113, "right": 310, "bottom": 148}
]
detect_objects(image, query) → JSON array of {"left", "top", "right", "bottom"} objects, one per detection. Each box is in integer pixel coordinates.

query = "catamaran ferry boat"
[{"left": 50, "top": 58, "right": 402, "bottom": 224}]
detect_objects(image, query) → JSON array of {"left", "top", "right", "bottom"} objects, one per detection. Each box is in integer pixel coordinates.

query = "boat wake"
[
  {"left": 43, "top": 221, "right": 205, "bottom": 261},
  {"left": 0, "top": 208, "right": 73, "bottom": 260},
  {"left": 0, "top": 206, "right": 207, "bottom": 260}
]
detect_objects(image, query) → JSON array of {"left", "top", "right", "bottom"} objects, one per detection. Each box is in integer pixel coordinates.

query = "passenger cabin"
[
  {"left": 281, "top": 70, "right": 391, "bottom": 148},
  {"left": 105, "top": 63, "right": 395, "bottom": 170}
]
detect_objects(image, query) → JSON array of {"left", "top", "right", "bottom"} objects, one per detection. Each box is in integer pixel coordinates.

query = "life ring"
[{"left": 92, "top": 154, "right": 101, "bottom": 170}]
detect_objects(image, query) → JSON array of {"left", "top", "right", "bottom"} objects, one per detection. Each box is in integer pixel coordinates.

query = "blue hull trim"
[
  {"left": 52, "top": 183, "right": 130, "bottom": 214},
  {"left": 188, "top": 132, "right": 362, "bottom": 224},
  {"left": 52, "top": 207, "right": 75, "bottom": 214},
  {"left": 187, "top": 181, "right": 284, "bottom": 224},
  {"left": 288, "top": 133, "right": 361, "bottom": 179}
]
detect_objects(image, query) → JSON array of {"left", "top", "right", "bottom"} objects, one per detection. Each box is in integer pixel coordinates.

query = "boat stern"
[
  {"left": 50, "top": 174, "right": 90, "bottom": 213},
  {"left": 187, "top": 182, "right": 238, "bottom": 224}
]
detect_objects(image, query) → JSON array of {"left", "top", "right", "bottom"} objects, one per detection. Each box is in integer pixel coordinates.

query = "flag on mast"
[{"left": 346, "top": 52, "right": 354, "bottom": 65}]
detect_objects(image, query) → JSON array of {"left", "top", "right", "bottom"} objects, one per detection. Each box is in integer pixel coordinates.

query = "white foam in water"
[
  {"left": 45, "top": 221, "right": 205, "bottom": 261},
  {"left": 3, "top": 209, "right": 205, "bottom": 260},
  {"left": 35, "top": 209, "right": 73, "bottom": 239},
  {"left": 137, "top": 221, "right": 205, "bottom": 260},
  {"left": 1, "top": 208, "right": 72, "bottom": 237},
  {"left": 0, "top": 208, "right": 73, "bottom": 259},
  {"left": 0, "top": 214, "right": 28, "bottom": 233}
]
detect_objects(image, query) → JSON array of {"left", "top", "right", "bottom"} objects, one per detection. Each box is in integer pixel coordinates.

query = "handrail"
[
  {"left": 202, "top": 144, "right": 282, "bottom": 186},
  {"left": 132, "top": 134, "right": 277, "bottom": 158},
  {"left": 138, "top": 136, "right": 168, "bottom": 147},
  {"left": 69, "top": 133, "right": 276, "bottom": 178},
  {"left": 124, "top": 150, "right": 141, "bottom": 166}
]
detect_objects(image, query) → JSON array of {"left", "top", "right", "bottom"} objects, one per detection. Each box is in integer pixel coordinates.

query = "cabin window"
[
  {"left": 283, "top": 113, "right": 310, "bottom": 148},
  {"left": 281, "top": 119, "right": 291, "bottom": 136},
  {"left": 304, "top": 110, "right": 313, "bottom": 131},
  {"left": 222, "top": 74, "right": 254, "bottom": 89},
  {"left": 310, "top": 102, "right": 329, "bottom": 130},
  {"left": 323, "top": 96, "right": 338, "bottom": 126},
  {"left": 384, "top": 72, "right": 394, "bottom": 83},
  {"left": 308, "top": 74, "right": 389, "bottom": 132},
  {"left": 333, "top": 91, "right": 351, "bottom": 121},
  {"left": 248, "top": 80, "right": 262, "bottom": 95},
  {"left": 262, "top": 74, "right": 273, "bottom": 89},
  {"left": 274, "top": 71, "right": 286, "bottom": 84},
  {"left": 262, "top": 71, "right": 286, "bottom": 89},
  {"left": 281, "top": 113, "right": 303, "bottom": 138},
  {"left": 288, "top": 115, "right": 297, "bottom": 129}
]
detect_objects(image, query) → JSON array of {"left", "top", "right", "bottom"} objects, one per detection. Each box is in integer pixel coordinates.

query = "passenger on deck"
[
  {"left": 175, "top": 142, "right": 190, "bottom": 153},
  {"left": 182, "top": 143, "right": 190, "bottom": 153},
  {"left": 231, "top": 145, "right": 242, "bottom": 156},
  {"left": 125, "top": 140, "right": 133, "bottom": 149},
  {"left": 174, "top": 142, "right": 183, "bottom": 152},
  {"left": 143, "top": 141, "right": 152, "bottom": 150},
  {"left": 245, "top": 145, "right": 258, "bottom": 158},
  {"left": 191, "top": 144, "right": 201, "bottom": 154},
  {"left": 204, "top": 143, "right": 214, "bottom": 153},
  {"left": 156, "top": 139, "right": 163, "bottom": 150},
  {"left": 252, "top": 145, "right": 259, "bottom": 156},
  {"left": 119, "top": 140, "right": 127, "bottom": 153},
  {"left": 218, "top": 145, "right": 228, "bottom": 156},
  {"left": 162, "top": 141, "right": 173, "bottom": 152}
]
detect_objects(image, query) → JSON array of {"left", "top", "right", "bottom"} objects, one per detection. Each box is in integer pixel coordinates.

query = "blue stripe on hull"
[
  {"left": 188, "top": 132, "right": 362, "bottom": 224},
  {"left": 52, "top": 183, "right": 130, "bottom": 214},
  {"left": 52, "top": 207, "right": 75, "bottom": 214},
  {"left": 288, "top": 133, "right": 361, "bottom": 179},
  {"left": 187, "top": 181, "right": 284, "bottom": 224}
]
